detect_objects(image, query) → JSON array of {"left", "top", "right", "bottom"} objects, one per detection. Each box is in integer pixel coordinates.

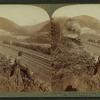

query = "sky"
[
  {"left": 0, "top": 4, "right": 100, "bottom": 26},
  {"left": 0, "top": 5, "right": 49, "bottom": 26},
  {"left": 52, "top": 4, "right": 100, "bottom": 20}
]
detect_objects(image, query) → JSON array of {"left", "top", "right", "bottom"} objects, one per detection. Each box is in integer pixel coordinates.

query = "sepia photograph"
[{"left": 0, "top": 4, "right": 100, "bottom": 94}]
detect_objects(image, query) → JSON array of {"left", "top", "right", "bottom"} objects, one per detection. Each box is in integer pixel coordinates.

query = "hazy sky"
[
  {"left": 0, "top": 5, "right": 49, "bottom": 26},
  {"left": 52, "top": 4, "right": 100, "bottom": 20},
  {"left": 0, "top": 4, "right": 100, "bottom": 26}
]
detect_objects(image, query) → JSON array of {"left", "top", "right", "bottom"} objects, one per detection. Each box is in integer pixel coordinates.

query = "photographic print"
[{"left": 0, "top": 4, "right": 100, "bottom": 96}]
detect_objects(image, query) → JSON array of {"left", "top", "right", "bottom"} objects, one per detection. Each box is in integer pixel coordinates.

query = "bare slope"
[
  {"left": 0, "top": 17, "right": 27, "bottom": 35},
  {"left": 0, "top": 17, "right": 51, "bottom": 43},
  {"left": 23, "top": 20, "right": 51, "bottom": 44},
  {"left": 73, "top": 15, "right": 100, "bottom": 33}
]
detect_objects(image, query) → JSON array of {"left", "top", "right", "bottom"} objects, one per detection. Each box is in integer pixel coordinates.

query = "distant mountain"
[
  {"left": 0, "top": 15, "right": 100, "bottom": 44},
  {"left": 72, "top": 15, "right": 100, "bottom": 42},
  {"left": 23, "top": 20, "right": 51, "bottom": 43},
  {"left": 52, "top": 15, "right": 100, "bottom": 35},
  {"left": 0, "top": 17, "right": 28, "bottom": 35},
  {"left": 24, "top": 15, "right": 100, "bottom": 44},
  {"left": 23, "top": 20, "right": 50, "bottom": 35},
  {"left": 73, "top": 15, "right": 100, "bottom": 33},
  {"left": 0, "top": 17, "right": 51, "bottom": 43},
  {"left": 51, "top": 15, "right": 100, "bottom": 41}
]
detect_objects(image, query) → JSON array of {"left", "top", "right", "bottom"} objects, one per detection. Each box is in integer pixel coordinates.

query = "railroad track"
[
  {"left": 83, "top": 41, "right": 100, "bottom": 57},
  {"left": 0, "top": 43, "right": 52, "bottom": 82}
]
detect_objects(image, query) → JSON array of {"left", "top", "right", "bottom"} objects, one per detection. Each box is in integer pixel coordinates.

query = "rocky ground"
[
  {"left": 51, "top": 37, "right": 100, "bottom": 91},
  {"left": 0, "top": 53, "right": 51, "bottom": 92},
  {"left": 0, "top": 37, "right": 100, "bottom": 92}
]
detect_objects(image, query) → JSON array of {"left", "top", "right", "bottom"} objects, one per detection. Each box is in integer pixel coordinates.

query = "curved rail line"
[
  {"left": 83, "top": 41, "right": 100, "bottom": 57},
  {"left": 0, "top": 43, "right": 52, "bottom": 82}
]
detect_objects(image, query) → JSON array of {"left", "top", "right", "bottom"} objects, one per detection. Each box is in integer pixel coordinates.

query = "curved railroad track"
[{"left": 0, "top": 43, "right": 52, "bottom": 82}]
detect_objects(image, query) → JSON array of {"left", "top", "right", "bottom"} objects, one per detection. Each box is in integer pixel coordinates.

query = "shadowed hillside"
[
  {"left": 0, "top": 17, "right": 28, "bottom": 35},
  {"left": 73, "top": 15, "right": 100, "bottom": 33},
  {"left": 23, "top": 20, "right": 51, "bottom": 44},
  {"left": 52, "top": 15, "right": 100, "bottom": 36},
  {"left": 0, "top": 17, "right": 51, "bottom": 44},
  {"left": 23, "top": 20, "right": 50, "bottom": 35}
]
